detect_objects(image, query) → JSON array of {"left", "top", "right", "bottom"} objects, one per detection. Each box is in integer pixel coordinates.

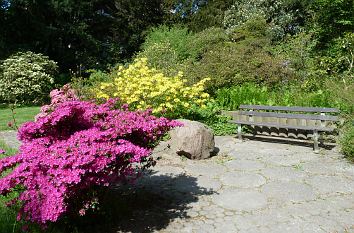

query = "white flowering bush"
[
  {"left": 223, "top": 0, "right": 300, "bottom": 41},
  {"left": 223, "top": 1, "right": 266, "bottom": 32},
  {"left": 0, "top": 51, "right": 58, "bottom": 104}
]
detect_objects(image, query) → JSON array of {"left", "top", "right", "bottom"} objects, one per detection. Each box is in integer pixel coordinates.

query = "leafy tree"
[
  {"left": 163, "top": 0, "right": 234, "bottom": 31},
  {"left": 223, "top": 0, "right": 312, "bottom": 41},
  {"left": 1, "top": 0, "right": 164, "bottom": 73},
  {"left": 312, "top": 0, "right": 354, "bottom": 47}
]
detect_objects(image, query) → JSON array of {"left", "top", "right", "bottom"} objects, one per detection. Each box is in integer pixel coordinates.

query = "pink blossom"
[
  {"left": 78, "top": 209, "right": 86, "bottom": 216},
  {"left": 0, "top": 94, "right": 181, "bottom": 226},
  {"left": 35, "top": 84, "right": 79, "bottom": 120}
]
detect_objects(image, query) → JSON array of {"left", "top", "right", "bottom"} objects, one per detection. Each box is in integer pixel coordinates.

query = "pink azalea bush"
[
  {"left": 35, "top": 84, "right": 78, "bottom": 120},
  {"left": 0, "top": 96, "right": 180, "bottom": 225}
]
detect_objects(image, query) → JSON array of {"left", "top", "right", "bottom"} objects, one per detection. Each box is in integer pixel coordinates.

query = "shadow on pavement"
[
  {"left": 243, "top": 134, "right": 336, "bottom": 150},
  {"left": 59, "top": 173, "right": 215, "bottom": 233}
]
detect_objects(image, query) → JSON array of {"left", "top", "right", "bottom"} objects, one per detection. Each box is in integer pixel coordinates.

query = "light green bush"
[
  {"left": 186, "top": 27, "right": 229, "bottom": 60},
  {"left": 142, "top": 25, "right": 193, "bottom": 61},
  {"left": 139, "top": 26, "right": 229, "bottom": 77},
  {"left": 185, "top": 40, "right": 293, "bottom": 91},
  {"left": 215, "top": 83, "right": 334, "bottom": 110},
  {"left": 137, "top": 42, "right": 183, "bottom": 76},
  {"left": 340, "top": 122, "right": 354, "bottom": 160},
  {"left": 71, "top": 69, "right": 111, "bottom": 100},
  {"left": 0, "top": 51, "right": 58, "bottom": 104}
]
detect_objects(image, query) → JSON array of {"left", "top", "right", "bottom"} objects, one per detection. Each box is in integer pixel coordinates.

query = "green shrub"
[
  {"left": 186, "top": 27, "right": 229, "bottom": 60},
  {"left": 215, "top": 83, "right": 334, "bottom": 110},
  {"left": 185, "top": 40, "right": 293, "bottom": 91},
  {"left": 137, "top": 42, "right": 183, "bottom": 76},
  {"left": 182, "top": 102, "right": 236, "bottom": 136},
  {"left": 216, "top": 84, "right": 271, "bottom": 110},
  {"left": 142, "top": 25, "right": 193, "bottom": 61},
  {"left": 340, "top": 122, "right": 354, "bottom": 160},
  {"left": 326, "top": 80, "right": 354, "bottom": 115},
  {"left": 139, "top": 26, "right": 228, "bottom": 77},
  {"left": 140, "top": 23, "right": 293, "bottom": 92},
  {"left": 0, "top": 51, "right": 58, "bottom": 104},
  {"left": 183, "top": 19, "right": 294, "bottom": 91},
  {"left": 320, "top": 32, "right": 354, "bottom": 75}
]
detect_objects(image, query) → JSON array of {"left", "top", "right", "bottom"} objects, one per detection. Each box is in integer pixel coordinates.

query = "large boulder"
[{"left": 169, "top": 119, "right": 215, "bottom": 160}]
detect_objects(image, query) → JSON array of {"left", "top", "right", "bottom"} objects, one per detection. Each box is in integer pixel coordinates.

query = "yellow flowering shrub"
[{"left": 96, "top": 58, "right": 211, "bottom": 116}]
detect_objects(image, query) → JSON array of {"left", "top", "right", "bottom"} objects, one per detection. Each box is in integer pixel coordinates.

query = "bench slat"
[
  {"left": 230, "top": 120, "right": 335, "bottom": 132},
  {"left": 226, "top": 111, "right": 338, "bottom": 121},
  {"left": 239, "top": 105, "right": 339, "bottom": 113}
]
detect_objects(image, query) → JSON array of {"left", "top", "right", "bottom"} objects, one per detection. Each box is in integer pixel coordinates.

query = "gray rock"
[{"left": 169, "top": 119, "right": 215, "bottom": 160}]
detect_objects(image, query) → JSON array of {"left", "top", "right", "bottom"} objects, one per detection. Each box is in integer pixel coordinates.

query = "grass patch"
[
  {"left": 0, "top": 193, "right": 23, "bottom": 233},
  {"left": 0, "top": 140, "right": 18, "bottom": 158},
  {"left": 0, "top": 106, "right": 40, "bottom": 131},
  {"left": 0, "top": 140, "right": 21, "bottom": 233}
]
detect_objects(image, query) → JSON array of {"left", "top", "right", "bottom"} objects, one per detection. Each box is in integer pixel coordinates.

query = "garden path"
[
  {"left": 0, "top": 132, "right": 353, "bottom": 233},
  {"left": 0, "top": 130, "right": 20, "bottom": 149}
]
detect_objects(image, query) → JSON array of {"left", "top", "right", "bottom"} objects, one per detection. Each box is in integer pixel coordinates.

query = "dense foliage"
[
  {"left": 0, "top": 0, "right": 164, "bottom": 73},
  {"left": 341, "top": 123, "right": 354, "bottom": 161},
  {"left": 224, "top": 0, "right": 310, "bottom": 41},
  {"left": 162, "top": 0, "right": 234, "bottom": 31},
  {"left": 138, "top": 22, "right": 294, "bottom": 91},
  {"left": 0, "top": 51, "right": 58, "bottom": 104},
  {"left": 0, "top": 89, "right": 180, "bottom": 225},
  {"left": 215, "top": 83, "right": 333, "bottom": 111}
]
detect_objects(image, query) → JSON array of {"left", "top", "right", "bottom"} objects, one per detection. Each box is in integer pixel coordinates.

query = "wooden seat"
[{"left": 223, "top": 105, "right": 340, "bottom": 151}]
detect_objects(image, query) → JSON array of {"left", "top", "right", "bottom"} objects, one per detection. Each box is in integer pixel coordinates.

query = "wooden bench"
[{"left": 223, "top": 105, "right": 340, "bottom": 151}]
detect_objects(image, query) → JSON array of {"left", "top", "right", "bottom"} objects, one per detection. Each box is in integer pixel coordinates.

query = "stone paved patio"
[
  {"left": 1, "top": 132, "right": 353, "bottom": 233},
  {"left": 131, "top": 136, "right": 354, "bottom": 233}
]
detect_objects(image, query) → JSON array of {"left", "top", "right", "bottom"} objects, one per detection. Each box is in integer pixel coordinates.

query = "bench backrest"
[
  {"left": 223, "top": 105, "right": 340, "bottom": 131},
  {"left": 239, "top": 105, "right": 339, "bottom": 113}
]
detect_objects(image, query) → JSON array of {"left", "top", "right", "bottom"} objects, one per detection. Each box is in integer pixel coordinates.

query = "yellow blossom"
[{"left": 94, "top": 57, "right": 211, "bottom": 115}]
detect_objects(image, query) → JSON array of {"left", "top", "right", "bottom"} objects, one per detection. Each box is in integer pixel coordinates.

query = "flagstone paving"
[
  {"left": 0, "top": 130, "right": 20, "bottom": 149},
  {"left": 1, "top": 132, "right": 353, "bottom": 233},
  {"left": 130, "top": 136, "right": 354, "bottom": 233}
]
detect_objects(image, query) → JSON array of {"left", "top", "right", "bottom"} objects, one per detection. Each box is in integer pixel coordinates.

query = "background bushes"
[
  {"left": 139, "top": 22, "right": 294, "bottom": 92},
  {"left": 0, "top": 51, "right": 58, "bottom": 104}
]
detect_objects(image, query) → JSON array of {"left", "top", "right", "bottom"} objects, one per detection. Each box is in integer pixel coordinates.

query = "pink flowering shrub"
[
  {"left": 35, "top": 84, "right": 79, "bottom": 120},
  {"left": 0, "top": 98, "right": 180, "bottom": 225}
]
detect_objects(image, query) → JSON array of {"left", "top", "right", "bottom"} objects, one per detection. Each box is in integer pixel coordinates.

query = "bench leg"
[
  {"left": 238, "top": 124, "right": 242, "bottom": 140},
  {"left": 313, "top": 130, "right": 319, "bottom": 153}
]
